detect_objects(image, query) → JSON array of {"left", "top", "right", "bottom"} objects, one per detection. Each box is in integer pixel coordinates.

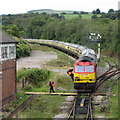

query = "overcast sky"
[{"left": 0, "top": 0, "right": 119, "bottom": 15}]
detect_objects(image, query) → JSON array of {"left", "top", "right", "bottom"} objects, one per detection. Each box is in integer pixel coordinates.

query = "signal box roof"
[{"left": 0, "top": 30, "right": 18, "bottom": 44}]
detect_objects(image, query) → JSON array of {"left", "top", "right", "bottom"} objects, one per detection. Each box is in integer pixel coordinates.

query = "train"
[{"left": 25, "top": 39, "right": 98, "bottom": 92}]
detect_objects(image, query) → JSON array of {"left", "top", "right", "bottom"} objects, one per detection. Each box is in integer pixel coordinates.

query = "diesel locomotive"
[{"left": 73, "top": 48, "right": 97, "bottom": 92}]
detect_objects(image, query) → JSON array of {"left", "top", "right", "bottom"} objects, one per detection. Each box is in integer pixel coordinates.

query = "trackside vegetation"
[
  {"left": 17, "top": 68, "right": 52, "bottom": 88},
  {"left": 15, "top": 38, "right": 31, "bottom": 58},
  {"left": 107, "top": 80, "right": 119, "bottom": 118}
]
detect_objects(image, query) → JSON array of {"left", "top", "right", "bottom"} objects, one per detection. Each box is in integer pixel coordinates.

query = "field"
[{"left": 63, "top": 14, "right": 93, "bottom": 19}]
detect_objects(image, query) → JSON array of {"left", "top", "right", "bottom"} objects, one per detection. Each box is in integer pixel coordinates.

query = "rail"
[
  {"left": 95, "top": 60, "right": 119, "bottom": 92},
  {"left": 67, "top": 94, "right": 93, "bottom": 120},
  {"left": 4, "top": 95, "right": 37, "bottom": 118}
]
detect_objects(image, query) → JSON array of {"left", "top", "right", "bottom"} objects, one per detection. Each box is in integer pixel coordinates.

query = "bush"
[
  {"left": 17, "top": 68, "right": 51, "bottom": 87},
  {"left": 16, "top": 38, "right": 31, "bottom": 58}
]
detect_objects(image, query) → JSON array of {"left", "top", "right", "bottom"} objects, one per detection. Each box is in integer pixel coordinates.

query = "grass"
[
  {"left": 107, "top": 80, "right": 119, "bottom": 119},
  {"left": 63, "top": 14, "right": 101, "bottom": 19},
  {"left": 45, "top": 52, "right": 75, "bottom": 69},
  {"left": 2, "top": 91, "right": 30, "bottom": 117},
  {"left": 18, "top": 95, "right": 66, "bottom": 118},
  {"left": 17, "top": 73, "right": 73, "bottom": 118},
  {"left": 98, "top": 55, "right": 118, "bottom": 68},
  {"left": 64, "top": 14, "right": 79, "bottom": 19},
  {"left": 98, "top": 57, "right": 106, "bottom": 67},
  {"left": 81, "top": 14, "right": 93, "bottom": 19},
  {"left": 30, "top": 44, "right": 57, "bottom": 52}
]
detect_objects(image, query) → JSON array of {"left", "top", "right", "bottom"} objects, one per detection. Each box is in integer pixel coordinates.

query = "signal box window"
[
  {"left": 75, "top": 66, "right": 84, "bottom": 72},
  {"left": 2, "top": 47, "right": 8, "bottom": 59},
  {"left": 9, "top": 46, "right": 15, "bottom": 58},
  {"left": 85, "top": 66, "right": 94, "bottom": 72}
]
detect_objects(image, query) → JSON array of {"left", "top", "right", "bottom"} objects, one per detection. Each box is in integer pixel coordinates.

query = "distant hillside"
[
  {"left": 27, "top": 9, "right": 81, "bottom": 14},
  {"left": 27, "top": 9, "right": 54, "bottom": 13}
]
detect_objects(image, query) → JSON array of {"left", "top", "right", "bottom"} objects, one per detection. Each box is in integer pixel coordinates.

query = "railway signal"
[{"left": 89, "top": 33, "right": 101, "bottom": 62}]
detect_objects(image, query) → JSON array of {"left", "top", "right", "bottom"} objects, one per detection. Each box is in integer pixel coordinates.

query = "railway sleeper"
[{"left": 75, "top": 107, "right": 88, "bottom": 114}]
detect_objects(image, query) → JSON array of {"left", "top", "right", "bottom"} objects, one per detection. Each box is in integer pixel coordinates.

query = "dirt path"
[
  {"left": 17, "top": 50, "right": 57, "bottom": 70},
  {"left": 17, "top": 50, "right": 69, "bottom": 74}
]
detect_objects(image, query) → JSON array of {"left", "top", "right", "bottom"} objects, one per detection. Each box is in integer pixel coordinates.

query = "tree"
[
  {"left": 108, "top": 9, "right": 114, "bottom": 13},
  {"left": 73, "top": 11, "right": 79, "bottom": 14},
  {"left": 92, "top": 10, "right": 96, "bottom": 14},
  {"left": 109, "top": 13, "right": 116, "bottom": 20},
  {"left": 61, "top": 12, "right": 67, "bottom": 14},
  {"left": 51, "top": 14, "right": 59, "bottom": 18},
  {"left": 92, "top": 9, "right": 101, "bottom": 14},
  {"left": 3, "top": 24, "right": 24, "bottom": 37},
  {"left": 80, "top": 11, "right": 88, "bottom": 14},
  {"left": 96, "top": 9, "right": 101, "bottom": 14},
  {"left": 41, "top": 12, "right": 47, "bottom": 14}
]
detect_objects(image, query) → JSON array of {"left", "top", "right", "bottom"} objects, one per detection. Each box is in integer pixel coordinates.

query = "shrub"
[
  {"left": 17, "top": 68, "right": 52, "bottom": 87},
  {"left": 16, "top": 38, "right": 31, "bottom": 59}
]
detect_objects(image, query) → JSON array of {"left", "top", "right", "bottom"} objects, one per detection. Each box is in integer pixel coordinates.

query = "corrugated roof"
[{"left": 0, "top": 30, "right": 18, "bottom": 44}]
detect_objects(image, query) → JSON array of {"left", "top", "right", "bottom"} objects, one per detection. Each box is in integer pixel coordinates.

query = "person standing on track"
[{"left": 48, "top": 80, "right": 55, "bottom": 93}]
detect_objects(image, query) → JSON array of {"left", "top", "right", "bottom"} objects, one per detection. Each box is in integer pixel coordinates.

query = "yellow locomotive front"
[{"left": 73, "top": 61, "right": 97, "bottom": 92}]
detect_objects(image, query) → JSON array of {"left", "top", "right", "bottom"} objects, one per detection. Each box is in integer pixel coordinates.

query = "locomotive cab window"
[
  {"left": 85, "top": 65, "right": 94, "bottom": 72},
  {"left": 75, "top": 65, "right": 84, "bottom": 72}
]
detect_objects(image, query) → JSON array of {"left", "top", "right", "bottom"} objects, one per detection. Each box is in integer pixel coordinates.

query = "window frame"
[
  {"left": 0, "top": 44, "right": 16, "bottom": 61},
  {"left": 85, "top": 65, "right": 94, "bottom": 72}
]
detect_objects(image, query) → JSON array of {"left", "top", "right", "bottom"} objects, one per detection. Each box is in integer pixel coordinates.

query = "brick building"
[{"left": 0, "top": 30, "right": 18, "bottom": 107}]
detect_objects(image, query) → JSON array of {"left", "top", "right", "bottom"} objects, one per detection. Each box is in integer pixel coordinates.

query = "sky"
[{"left": 0, "top": 0, "right": 119, "bottom": 15}]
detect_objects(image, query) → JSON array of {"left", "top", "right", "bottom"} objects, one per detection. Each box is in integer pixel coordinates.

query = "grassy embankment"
[{"left": 107, "top": 81, "right": 119, "bottom": 118}]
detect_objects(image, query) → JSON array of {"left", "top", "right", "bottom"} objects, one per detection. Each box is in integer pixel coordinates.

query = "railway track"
[
  {"left": 4, "top": 95, "right": 37, "bottom": 118},
  {"left": 94, "top": 60, "right": 119, "bottom": 92},
  {"left": 68, "top": 93, "right": 93, "bottom": 120}
]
